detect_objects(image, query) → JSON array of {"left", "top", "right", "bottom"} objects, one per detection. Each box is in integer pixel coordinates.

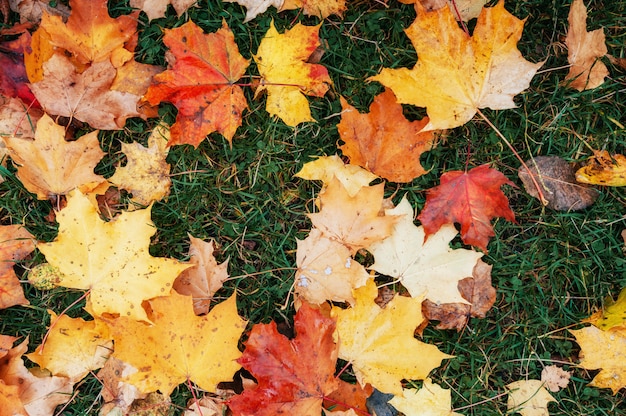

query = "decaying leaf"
[
  {"left": 97, "top": 356, "right": 146, "bottom": 415},
  {"left": 331, "top": 279, "right": 453, "bottom": 395},
  {"left": 402, "top": 0, "right": 488, "bottom": 22},
  {"left": 541, "top": 365, "right": 571, "bottom": 393},
  {"left": 0, "top": 224, "right": 34, "bottom": 309},
  {"left": 564, "top": 0, "right": 608, "bottom": 91},
  {"left": 418, "top": 164, "right": 516, "bottom": 252},
  {"left": 109, "top": 292, "right": 247, "bottom": 396},
  {"left": 575, "top": 150, "right": 626, "bottom": 187},
  {"left": 130, "top": 0, "right": 198, "bottom": 21},
  {"left": 369, "top": 197, "right": 482, "bottom": 305},
  {"left": 37, "top": 190, "right": 191, "bottom": 322},
  {"left": 5, "top": 113, "right": 106, "bottom": 200},
  {"left": 254, "top": 21, "right": 332, "bottom": 126},
  {"left": 0, "top": 32, "right": 39, "bottom": 107},
  {"left": 389, "top": 378, "right": 463, "bottom": 416},
  {"left": 519, "top": 155, "right": 599, "bottom": 210},
  {"left": 295, "top": 155, "right": 379, "bottom": 197},
  {"left": 338, "top": 89, "right": 435, "bottom": 183},
  {"left": 506, "top": 379, "right": 555, "bottom": 416},
  {"left": 8, "top": 0, "right": 71, "bottom": 24},
  {"left": 228, "top": 302, "right": 339, "bottom": 416},
  {"left": 173, "top": 235, "right": 229, "bottom": 316},
  {"left": 370, "top": 1, "right": 542, "bottom": 131}
]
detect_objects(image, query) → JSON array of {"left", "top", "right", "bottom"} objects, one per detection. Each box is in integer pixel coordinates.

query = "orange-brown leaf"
[
  {"left": 338, "top": 89, "right": 434, "bottom": 183},
  {"left": 418, "top": 164, "right": 515, "bottom": 252},
  {"left": 0, "top": 225, "right": 34, "bottom": 309},
  {"left": 143, "top": 20, "right": 249, "bottom": 147}
]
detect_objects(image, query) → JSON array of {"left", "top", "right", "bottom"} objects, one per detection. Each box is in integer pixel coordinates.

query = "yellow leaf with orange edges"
[
  {"left": 295, "top": 155, "right": 379, "bottom": 197},
  {"left": 331, "top": 279, "right": 453, "bottom": 395},
  {"left": 27, "top": 311, "right": 112, "bottom": 382},
  {"left": 37, "top": 190, "right": 191, "bottom": 322},
  {"left": 575, "top": 151, "right": 626, "bottom": 187},
  {"left": 109, "top": 292, "right": 247, "bottom": 396},
  {"left": 254, "top": 21, "right": 332, "bottom": 126},
  {"left": 570, "top": 326, "right": 626, "bottom": 394},
  {"left": 0, "top": 225, "right": 34, "bottom": 309},
  {"left": 370, "top": 1, "right": 543, "bottom": 131}
]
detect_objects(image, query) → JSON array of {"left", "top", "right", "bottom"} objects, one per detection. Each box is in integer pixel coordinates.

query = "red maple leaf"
[
  {"left": 143, "top": 20, "right": 249, "bottom": 147},
  {"left": 417, "top": 164, "right": 516, "bottom": 252},
  {"left": 227, "top": 303, "right": 339, "bottom": 416}
]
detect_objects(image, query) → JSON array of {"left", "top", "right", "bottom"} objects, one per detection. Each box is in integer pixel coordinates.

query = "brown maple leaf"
[{"left": 418, "top": 164, "right": 516, "bottom": 252}]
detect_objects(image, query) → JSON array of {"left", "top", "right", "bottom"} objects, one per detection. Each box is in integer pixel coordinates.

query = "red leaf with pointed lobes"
[
  {"left": 228, "top": 302, "right": 339, "bottom": 416},
  {"left": 418, "top": 164, "right": 516, "bottom": 252}
]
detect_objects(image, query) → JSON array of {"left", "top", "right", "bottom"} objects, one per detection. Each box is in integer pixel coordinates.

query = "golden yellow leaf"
[
  {"left": 109, "top": 123, "right": 172, "bottom": 208},
  {"left": 331, "top": 279, "right": 453, "bottom": 395},
  {"left": 109, "top": 292, "right": 247, "bottom": 396},
  {"left": 5, "top": 114, "right": 106, "bottom": 200},
  {"left": 564, "top": 0, "right": 608, "bottom": 91},
  {"left": 295, "top": 155, "right": 379, "bottom": 197},
  {"left": 254, "top": 21, "right": 332, "bottom": 126},
  {"left": 295, "top": 228, "right": 370, "bottom": 305},
  {"left": 506, "top": 380, "right": 555, "bottom": 416},
  {"left": 37, "top": 190, "right": 191, "bottom": 322},
  {"left": 389, "top": 378, "right": 463, "bottom": 416},
  {"left": 27, "top": 311, "right": 112, "bottom": 382},
  {"left": 585, "top": 287, "right": 626, "bottom": 331},
  {"left": 369, "top": 1, "right": 542, "bottom": 131},
  {"left": 280, "top": 0, "right": 346, "bottom": 19},
  {"left": 570, "top": 326, "right": 626, "bottom": 394},
  {"left": 369, "top": 197, "right": 482, "bottom": 304},
  {"left": 575, "top": 151, "right": 626, "bottom": 187}
]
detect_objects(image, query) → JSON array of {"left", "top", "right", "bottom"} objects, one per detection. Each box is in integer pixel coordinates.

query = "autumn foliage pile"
[{"left": 0, "top": 0, "right": 625, "bottom": 414}]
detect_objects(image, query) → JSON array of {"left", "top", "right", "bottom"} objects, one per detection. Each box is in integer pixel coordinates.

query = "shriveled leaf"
[
  {"left": 370, "top": 1, "right": 542, "bottom": 131},
  {"left": 576, "top": 150, "right": 626, "bottom": 187},
  {"left": 5, "top": 113, "right": 106, "bottom": 200},
  {"left": 0, "top": 225, "right": 34, "bottom": 309},
  {"left": 541, "top": 365, "right": 571, "bottom": 393},
  {"left": 8, "top": 0, "right": 71, "bottom": 24},
  {"left": 418, "top": 164, "right": 516, "bottom": 252},
  {"left": 369, "top": 197, "right": 482, "bottom": 305},
  {"left": 228, "top": 302, "right": 339, "bottom": 416},
  {"left": 331, "top": 279, "right": 453, "bottom": 395},
  {"left": 338, "top": 89, "right": 435, "bottom": 183},
  {"left": 109, "top": 293, "right": 246, "bottom": 396},
  {"left": 564, "top": 0, "right": 608, "bottom": 91},
  {"left": 389, "top": 378, "right": 463, "bottom": 416},
  {"left": 295, "top": 155, "right": 379, "bottom": 197},
  {"left": 254, "top": 21, "right": 332, "bottom": 126},
  {"left": 506, "top": 380, "right": 555, "bottom": 416},
  {"left": 37, "top": 190, "right": 191, "bottom": 322}
]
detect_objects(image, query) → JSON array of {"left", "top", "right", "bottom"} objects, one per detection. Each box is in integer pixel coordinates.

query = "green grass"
[{"left": 1, "top": 0, "right": 626, "bottom": 414}]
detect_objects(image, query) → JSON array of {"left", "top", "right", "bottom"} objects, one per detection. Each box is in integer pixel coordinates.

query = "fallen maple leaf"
[
  {"left": 402, "top": 0, "right": 487, "bottom": 22},
  {"left": 29, "top": 54, "right": 144, "bottom": 130},
  {"left": 254, "top": 21, "right": 332, "bottom": 126},
  {"left": 0, "top": 95, "right": 42, "bottom": 141},
  {"left": 584, "top": 286, "right": 626, "bottom": 331},
  {"left": 130, "top": 0, "right": 198, "bottom": 21},
  {"left": 0, "top": 32, "right": 39, "bottom": 108},
  {"left": 143, "top": 20, "right": 249, "bottom": 147},
  {"left": 173, "top": 235, "right": 229, "bottom": 315},
  {"left": 323, "top": 381, "right": 373, "bottom": 414},
  {"left": 307, "top": 177, "right": 398, "bottom": 254},
  {"left": 108, "top": 123, "right": 171, "bottom": 207},
  {"left": 0, "top": 224, "right": 34, "bottom": 309},
  {"left": 370, "top": 1, "right": 543, "bottom": 131},
  {"left": 5, "top": 113, "right": 106, "bottom": 200},
  {"left": 575, "top": 150, "right": 626, "bottom": 187},
  {"left": 109, "top": 292, "right": 247, "bottom": 396},
  {"left": 338, "top": 89, "right": 435, "bottom": 183},
  {"left": 223, "top": 0, "right": 284, "bottom": 22},
  {"left": 8, "top": 0, "right": 71, "bottom": 24},
  {"left": 331, "top": 279, "right": 453, "bottom": 395},
  {"left": 97, "top": 356, "right": 146, "bottom": 415},
  {"left": 37, "top": 190, "right": 191, "bottom": 322},
  {"left": 369, "top": 197, "right": 482, "bottom": 305},
  {"left": 570, "top": 325, "right": 626, "bottom": 394},
  {"left": 295, "top": 228, "right": 370, "bottom": 305},
  {"left": 228, "top": 302, "right": 339, "bottom": 416},
  {"left": 564, "top": 0, "right": 608, "bottom": 91},
  {"left": 389, "top": 378, "right": 463, "bottom": 416},
  {"left": 27, "top": 311, "right": 112, "bottom": 382},
  {"left": 280, "top": 0, "right": 346, "bottom": 19},
  {"left": 418, "top": 164, "right": 516, "bottom": 252},
  {"left": 506, "top": 380, "right": 555, "bottom": 416}
]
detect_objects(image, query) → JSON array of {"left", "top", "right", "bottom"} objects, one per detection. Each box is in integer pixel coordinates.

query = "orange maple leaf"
[
  {"left": 143, "top": 20, "right": 249, "bottom": 147},
  {"left": 0, "top": 225, "right": 35, "bottom": 309},
  {"left": 369, "top": 0, "right": 543, "bottom": 130},
  {"left": 417, "top": 164, "right": 515, "bottom": 252},
  {"left": 338, "top": 89, "right": 435, "bottom": 183},
  {"left": 228, "top": 302, "right": 339, "bottom": 416}
]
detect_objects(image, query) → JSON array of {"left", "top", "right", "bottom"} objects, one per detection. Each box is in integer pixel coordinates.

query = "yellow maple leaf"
[
  {"left": 307, "top": 177, "right": 398, "bottom": 254},
  {"left": 280, "top": 0, "right": 346, "bottom": 19},
  {"left": 369, "top": 197, "right": 482, "bottom": 305},
  {"left": 295, "top": 228, "right": 370, "bottom": 305},
  {"left": 389, "top": 378, "right": 463, "bottom": 416},
  {"left": 5, "top": 114, "right": 106, "bottom": 200},
  {"left": 369, "top": 0, "right": 543, "bottom": 131},
  {"left": 570, "top": 325, "right": 626, "bottom": 394},
  {"left": 331, "top": 279, "right": 453, "bottom": 395},
  {"left": 295, "top": 155, "right": 379, "bottom": 197},
  {"left": 254, "top": 21, "right": 332, "bottom": 126},
  {"left": 108, "top": 123, "right": 172, "bottom": 208},
  {"left": 37, "top": 190, "right": 191, "bottom": 322},
  {"left": 584, "top": 287, "right": 626, "bottom": 331},
  {"left": 108, "top": 292, "right": 247, "bottom": 396},
  {"left": 575, "top": 151, "right": 626, "bottom": 187},
  {"left": 27, "top": 311, "right": 112, "bottom": 382},
  {"left": 506, "top": 380, "right": 555, "bottom": 416}
]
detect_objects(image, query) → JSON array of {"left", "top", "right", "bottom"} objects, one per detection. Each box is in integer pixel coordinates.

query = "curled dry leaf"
[
  {"left": 541, "top": 365, "right": 571, "bottom": 393},
  {"left": 575, "top": 150, "right": 626, "bottom": 186}
]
